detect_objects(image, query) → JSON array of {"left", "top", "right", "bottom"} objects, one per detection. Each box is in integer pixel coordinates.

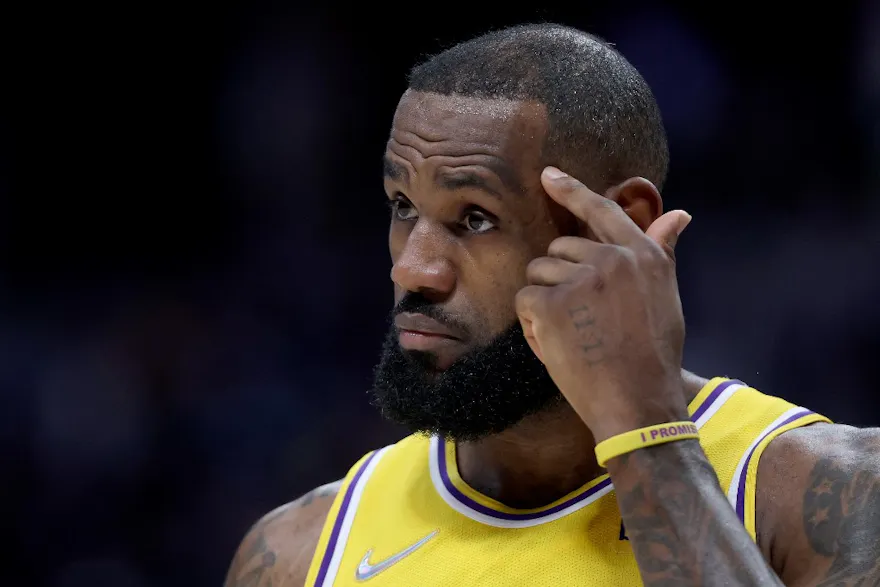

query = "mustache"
[{"left": 392, "top": 292, "right": 472, "bottom": 339}]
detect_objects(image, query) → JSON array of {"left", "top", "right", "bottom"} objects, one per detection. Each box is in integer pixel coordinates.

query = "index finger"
[{"left": 541, "top": 167, "right": 644, "bottom": 246}]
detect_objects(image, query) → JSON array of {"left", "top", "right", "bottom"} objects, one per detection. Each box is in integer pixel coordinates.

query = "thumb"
[{"left": 645, "top": 210, "right": 692, "bottom": 252}]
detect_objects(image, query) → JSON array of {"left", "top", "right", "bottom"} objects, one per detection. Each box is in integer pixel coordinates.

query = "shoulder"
[
  {"left": 224, "top": 480, "right": 342, "bottom": 587},
  {"left": 755, "top": 422, "right": 880, "bottom": 585}
]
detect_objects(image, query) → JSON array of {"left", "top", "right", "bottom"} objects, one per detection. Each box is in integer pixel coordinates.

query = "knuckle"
[
  {"left": 514, "top": 289, "right": 529, "bottom": 314},
  {"left": 573, "top": 265, "right": 604, "bottom": 293},
  {"left": 546, "top": 237, "right": 565, "bottom": 256},
  {"left": 555, "top": 176, "right": 584, "bottom": 193},
  {"left": 525, "top": 257, "right": 550, "bottom": 281},
  {"left": 635, "top": 246, "right": 660, "bottom": 265},
  {"left": 598, "top": 197, "right": 622, "bottom": 213},
  {"left": 547, "top": 237, "right": 577, "bottom": 258},
  {"left": 545, "top": 283, "right": 571, "bottom": 311},
  {"left": 636, "top": 242, "right": 671, "bottom": 268},
  {"left": 525, "top": 258, "right": 539, "bottom": 279},
  {"left": 526, "top": 256, "right": 547, "bottom": 272},
  {"left": 600, "top": 244, "right": 634, "bottom": 270},
  {"left": 515, "top": 285, "right": 543, "bottom": 312}
]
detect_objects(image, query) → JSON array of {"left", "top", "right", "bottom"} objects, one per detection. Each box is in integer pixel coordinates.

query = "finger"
[
  {"left": 645, "top": 209, "right": 692, "bottom": 253},
  {"left": 541, "top": 167, "right": 644, "bottom": 246},
  {"left": 546, "top": 236, "right": 601, "bottom": 263},
  {"left": 518, "top": 315, "right": 544, "bottom": 363},
  {"left": 514, "top": 284, "right": 547, "bottom": 323},
  {"left": 515, "top": 285, "right": 548, "bottom": 363},
  {"left": 526, "top": 257, "right": 582, "bottom": 286}
]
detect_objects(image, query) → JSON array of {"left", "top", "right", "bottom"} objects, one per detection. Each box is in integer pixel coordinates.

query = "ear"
[{"left": 606, "top": 177, "right": 662, "bottom": 233}]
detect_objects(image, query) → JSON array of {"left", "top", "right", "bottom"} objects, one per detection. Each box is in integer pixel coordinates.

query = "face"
[{"left": 370, "top": 91, "right": 574, "bottom": 441}]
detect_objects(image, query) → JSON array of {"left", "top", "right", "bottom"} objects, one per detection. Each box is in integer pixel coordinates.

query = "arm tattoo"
[
  {"left": 225, "top": 481, "right": 342, "bottom": 587},
  {"left": 802, "top": 434, "right": 880, "bottom": 586},
  {"left": 226, "top": 505, "right": 289, "bottom": 587},
  {"left": 295, "top": 480, "right": 342, "bottom": 509},
  {"left": 609, "top": 442, "right": 781, "bottom": 586}
]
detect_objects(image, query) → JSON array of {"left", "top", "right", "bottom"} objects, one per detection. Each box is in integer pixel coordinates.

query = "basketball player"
[{"left": 225, "top": 24, "right": 880, "bottom": 586}]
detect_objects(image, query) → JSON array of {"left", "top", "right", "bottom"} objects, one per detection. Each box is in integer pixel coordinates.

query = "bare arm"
[
  {"left": 607, "top": 423, "right": 880, "bottom": 587},
  {"left": 224, "top": 480, "right": 342, "bottom": 587},
  {"left": 755, "top": 424, "right": 880, "bottom": 587},
  {"left": 607, "top": 439, "right": 782, "bottom": 586}
]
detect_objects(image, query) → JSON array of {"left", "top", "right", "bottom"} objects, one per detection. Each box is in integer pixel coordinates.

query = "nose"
[{"left": 391, "top": 221, "right": 456, "bottom": 300}]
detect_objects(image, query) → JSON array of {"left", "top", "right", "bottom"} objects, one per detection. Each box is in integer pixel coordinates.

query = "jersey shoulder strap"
[
  {"left": 305, "top": 446, "right": 391, "bottom": 586},
  {"left": 699, "top": 383, "right": 831, "bottom": 540}
]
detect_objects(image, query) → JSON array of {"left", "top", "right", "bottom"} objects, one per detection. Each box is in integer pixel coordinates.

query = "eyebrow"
[{"left": 382, "top": 154, "right": 524, "bottom": 199}]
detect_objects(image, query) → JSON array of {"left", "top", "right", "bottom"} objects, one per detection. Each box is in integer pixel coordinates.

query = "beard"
[{"left": 369, "top": 293, "right": 563, "bottom": 442}]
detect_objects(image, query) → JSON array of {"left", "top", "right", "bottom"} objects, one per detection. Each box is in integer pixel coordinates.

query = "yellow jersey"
[{"left": 306, "top": 377, "right": 829, "bottom": 586}]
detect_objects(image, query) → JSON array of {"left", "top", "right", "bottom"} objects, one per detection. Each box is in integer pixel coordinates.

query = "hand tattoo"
[{"left": 568, "top": 304, "right": 604, "bottom": 365}]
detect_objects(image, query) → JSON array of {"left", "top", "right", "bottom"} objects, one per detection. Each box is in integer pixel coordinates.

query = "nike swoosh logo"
[{"left": 355, "top": 530, "right": 438, "bottom": 581}]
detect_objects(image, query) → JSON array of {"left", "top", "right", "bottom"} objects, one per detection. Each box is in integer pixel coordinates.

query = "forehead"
[{"left": 389, "top": 91, "right": 548, "bottom": 172}]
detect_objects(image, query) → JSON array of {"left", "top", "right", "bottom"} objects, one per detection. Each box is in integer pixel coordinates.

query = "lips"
[
  {"left": 394, "top": 313, "right": 463, "bottom": 340},
  {"left": 393, "top": 313, "right": 467, "bottom": 367}
]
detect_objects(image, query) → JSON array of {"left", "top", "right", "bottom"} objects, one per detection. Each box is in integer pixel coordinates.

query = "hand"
[{"left": 515, "top": 167, "right": 693, "bottom": 442}]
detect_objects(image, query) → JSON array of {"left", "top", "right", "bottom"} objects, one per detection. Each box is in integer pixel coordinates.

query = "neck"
[{"left": 455, "top": 369, "right": 708, "bottom": 509}]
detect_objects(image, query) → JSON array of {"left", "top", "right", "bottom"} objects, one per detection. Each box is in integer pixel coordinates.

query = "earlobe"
[{"left": 609, "top": 177, "right": 663, "bottom": 232}]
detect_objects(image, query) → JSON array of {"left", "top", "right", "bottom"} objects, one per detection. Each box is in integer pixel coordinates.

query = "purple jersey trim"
[
  {"left": 437, "top": 441, "right": 613, "bottom": 521},
  {"left": 313, "top": 450, "right": 378, "bottom": 586},
  {"left": 438, "top": 378, "right": 740, "bottom": 522},
  {"left": 690, "top": 379, "right": 743, "bottom": 422},
  {"left": 735, "top": 408, "right": 815, "bottom": 521}
]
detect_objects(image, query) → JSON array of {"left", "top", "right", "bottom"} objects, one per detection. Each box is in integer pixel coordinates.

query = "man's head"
[{"left": 370, "top": 23, "right": 669, "bottom": 441}]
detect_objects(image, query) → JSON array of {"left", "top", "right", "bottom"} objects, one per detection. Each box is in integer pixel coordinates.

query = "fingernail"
[
  {"left": 542, "top": 167, "right": 568, "bottom": 180},
  {"left": 679, "top": 212, "right": 693, "bottom": 234}
]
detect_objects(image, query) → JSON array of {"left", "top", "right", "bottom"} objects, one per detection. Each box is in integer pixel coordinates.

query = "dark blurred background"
[{"left": 3, "top": 1, "right": 879, "bottom": 585}]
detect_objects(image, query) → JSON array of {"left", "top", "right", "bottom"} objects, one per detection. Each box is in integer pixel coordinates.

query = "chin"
[{"left": 371, "top": 321, "right": 563, "bottom": 442}]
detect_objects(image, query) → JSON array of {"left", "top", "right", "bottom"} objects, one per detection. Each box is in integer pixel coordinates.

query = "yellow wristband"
[{"left": 595, "top": 421, "right": 699, "bottom": 467}]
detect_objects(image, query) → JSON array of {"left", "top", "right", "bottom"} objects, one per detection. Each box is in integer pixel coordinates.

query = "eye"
[
  {"left": 462, "top": 209, "right": 497, "bottom": 234},
  {"left": 387, "top": 194, "right": 418, "bottom": 221}
]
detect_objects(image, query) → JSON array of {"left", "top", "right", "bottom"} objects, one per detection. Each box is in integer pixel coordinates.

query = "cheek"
[
  {"left": 461, "top": 241, "right": 536, "bottom": 335},
  {"left": 468, "top": 210, "right": 564, "bottom": 332}
]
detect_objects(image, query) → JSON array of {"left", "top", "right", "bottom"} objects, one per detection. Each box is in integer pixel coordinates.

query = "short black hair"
[{"left": 407, "top": 23, "right": 669, "bottom": 191}]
